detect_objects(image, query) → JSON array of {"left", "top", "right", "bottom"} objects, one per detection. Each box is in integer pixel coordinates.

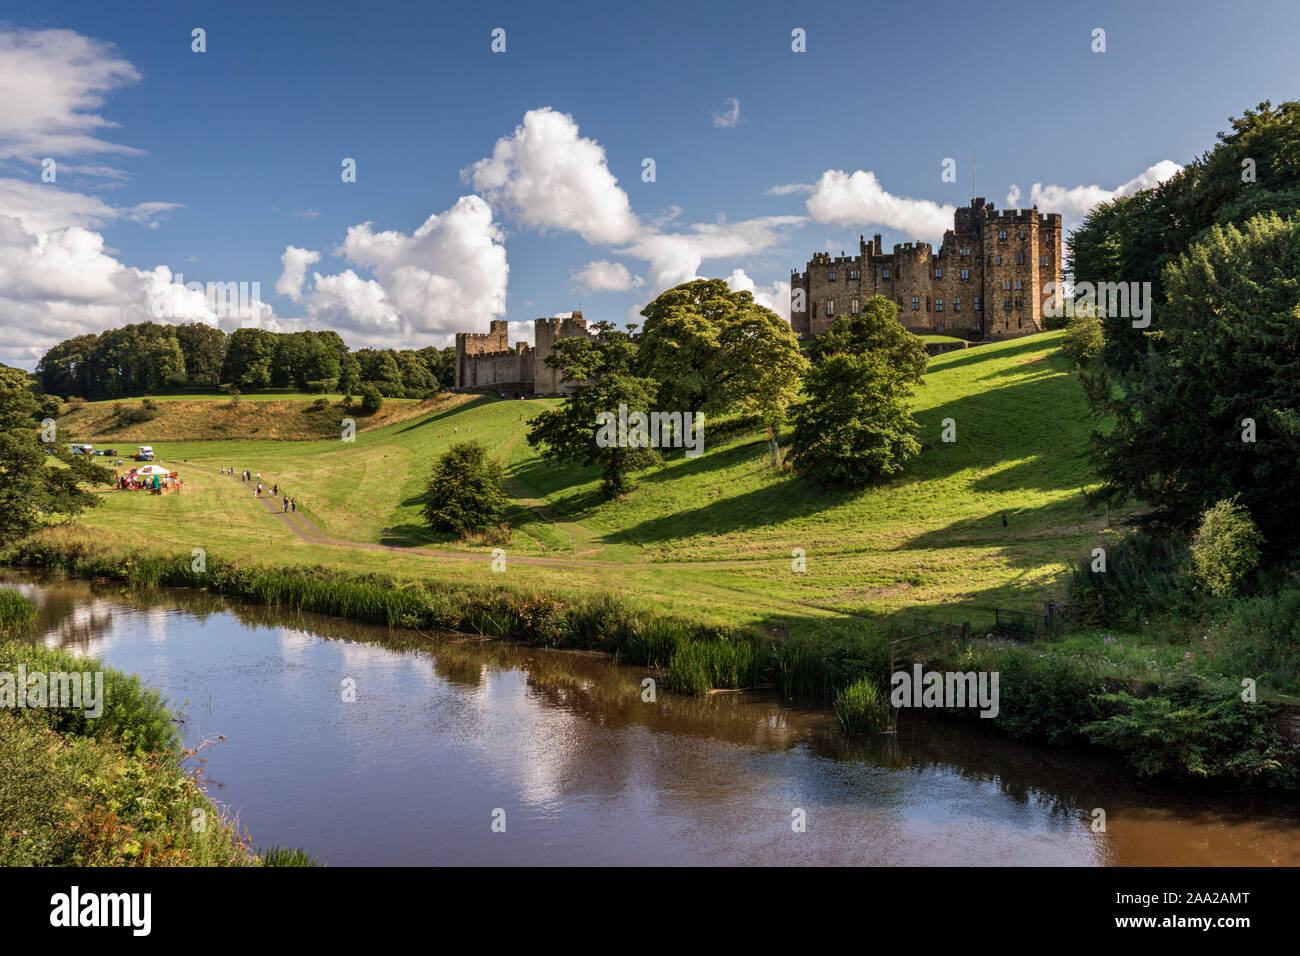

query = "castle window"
[
  {"left": 960, "top": 268, "right": 970, "bottom": 281},
  {"left": 828, "top": 270, "right": 836, "bottom": 280},
  {"left": 954, "top": 297, "right": 961, "bottom": 312},
  {"left": 959, "top": 247, "right": 970, "bottom": 257},
  {"left": 849, "top": 269, "right": 859, "bottom": 280},
  {"left": 935, "top": 298, "right": 944, "bottom": 312},
  {"left": 851, "top": 298, "right": 860, "bottom": 315},
  {"left": 934, "top": 267, "right": 943, "bottom": 279},
  {"left": 1002, "top": 279, "right": 1012, "bottom": 291},
  {"left": 1014, "top": 279, "right": 1023, "bottom": 290},
  {"left": 812, "top": 304, "right": 818, "bottom": 319},
  {"left": 827, "top": 299, "right": 836, "bottom": 316},
  {"left": 974, "top": 297, "right": 982, "bottom": 311},
  {"left": 996, "top": 255, "right": 1003, "bottom": 266},
  {"left": 998, "top": 230, "right": 1007, "bottom": 240},
  {"left": 1018, "top": 316, "right": 1023, "bottom": 328},
  {"left": 882, "top": 267, "right": 891, "bottom": 279},
  {"left": 1016, "top": 252, "right": 1025, "bottom": 265},
  {"left": 1040, "top": 255, "right": 1048, "bottom": 266},
  {"left": 1004, "top": 298, "right": 1011, "bottom": 310},
  {"left": 1018, "top": 229, "right": 1025, "bottom": 239},
  {"left": 911, "top": 297, "right": 920, "bottom": 310}
]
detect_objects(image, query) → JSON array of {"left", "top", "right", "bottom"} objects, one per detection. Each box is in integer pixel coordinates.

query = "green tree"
[
  {"left": 1190, "top": 497, "right": 1265, "bottom": 597},
  {"left": 359, "top": 383, "right": 384, "bottom": 415},
  {"left": 0, "top": 366, "right": 111, "bottom": 546},
  {"left": 419, "top": 441, "right": 509, "bottom": 536},
  {"left": 636, "top": 279, "right": 807, "bottom": 425},
  {"left": 788, "top": 352, "right": 921, "bottom": 488},
  {"left": 528, "top": 372, "right": 660, "bottom": 497},
  {"left": 1086, "top": 212, "right": 1300, "bottom": 550},
  {"left": 220, "top": 328, "right": 276, "bottom": 389},
  {"left": 172, "top": 323, "right": 227, "bottom": 387},
  {"left": 807, "top": 295, "right": 928, "bottom": 384}
]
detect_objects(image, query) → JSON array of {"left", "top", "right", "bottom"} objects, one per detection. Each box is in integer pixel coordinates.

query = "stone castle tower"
[
  {"left": 790, "top": 199, "right": 1063, "bottom": 339},
  {"left": 454, "top": 311, "right": 598, "bottom": 395}
]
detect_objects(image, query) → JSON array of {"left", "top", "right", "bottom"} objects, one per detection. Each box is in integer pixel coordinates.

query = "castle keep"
[
  {"left": 454, "top": 312, "right": 599, "bottom": 395},
  {"left": 790, "top": 199, "right": 1062, "bottom": 339}
]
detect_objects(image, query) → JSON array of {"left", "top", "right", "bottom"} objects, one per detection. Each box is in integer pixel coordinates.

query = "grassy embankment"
[{"left": 0, "top": 589, "right": 313, "bottom": 865}]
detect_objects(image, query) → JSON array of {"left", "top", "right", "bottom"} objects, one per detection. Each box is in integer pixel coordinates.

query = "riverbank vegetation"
[{"left": 0, "top": 597, "right": 283, "bottom": 865}]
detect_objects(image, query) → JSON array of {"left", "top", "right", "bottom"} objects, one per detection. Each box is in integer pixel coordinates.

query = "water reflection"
[{"left": 3, "top": 574, "right": 1299, "bottom": 866}]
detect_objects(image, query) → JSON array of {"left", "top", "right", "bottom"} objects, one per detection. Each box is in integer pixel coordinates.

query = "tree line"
[
  {"left": 1067, "top": 99, "right": 1300, "bottom": 558},
  {"left": 35, "top": 322, "right": 456, "bottom": 401}
]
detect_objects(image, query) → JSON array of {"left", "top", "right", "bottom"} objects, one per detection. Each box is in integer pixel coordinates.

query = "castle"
[
  {"left": 790, "top": 198, "right": 1063, "bottom": 339},
  {"left": 454, "top": 312, "right": 599, "bottom": 395}
]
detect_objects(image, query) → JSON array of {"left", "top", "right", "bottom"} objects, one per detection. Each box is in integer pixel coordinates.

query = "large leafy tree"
[
  {"left": 527, "top": 327, "right": 659, "bottom": 497},
  {"left": 635, "top": 279, "right": 807, "bottom": 426},
  {"left": 807, "top": 295, "right": 928, "bottom": 383},
  {"left": 419, "top": 441, "right": 508, "bottom": 536},
  {"left": 0, "top": 366, "right": 111, "bottom": 546},
  {"left": 1087, "top": 212, "right": 1300, "bottom": 550},
  {"left": 788, "top": 352, "right": 921, "bottom": 488}
]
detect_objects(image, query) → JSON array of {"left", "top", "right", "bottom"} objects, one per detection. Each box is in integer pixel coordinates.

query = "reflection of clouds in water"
[{"left": 459, "top": 667, "right": 581, "bottom": 807}]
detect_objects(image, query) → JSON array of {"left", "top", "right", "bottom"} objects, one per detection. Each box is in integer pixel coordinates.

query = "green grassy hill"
[{"left": 59, "top": 329, "right": 1102, "bottom": 634}]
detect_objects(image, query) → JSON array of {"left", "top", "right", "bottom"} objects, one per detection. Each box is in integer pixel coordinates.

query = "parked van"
[{"left": 135, "top": 446, "right": 155, "bottom": 461}]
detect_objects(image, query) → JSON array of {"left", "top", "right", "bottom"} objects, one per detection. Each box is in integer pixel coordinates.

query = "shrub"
[
  {"left": 1069, "top": 532, "right": 1201, "bottom": 625},
  {"left": 988, "top": 650, "right": 1099, "bottom": 745},
  {"left": 1191, "top": 497, "right": 1264, "bottom": 596},
  {"left": 0, "top": 643, "right": 179, "bottom": 756},
  {"left": 359, "top": 384, "right": 383, "bottom": 415},
  {"left": 1060, "top": 310, "right": 1103, "bottom": 364},
  {"left": 833, "top": 676, "right": 890, "bottom": 735},
  {"left": 419, "top": 441, "right": 508, "bottom": 537},
  {"left": 1083, "top": 687, "right": 1296, "bottom": 786},
  {"left": 1212, "top": 588, "right": 1300, "bottom": 694}
]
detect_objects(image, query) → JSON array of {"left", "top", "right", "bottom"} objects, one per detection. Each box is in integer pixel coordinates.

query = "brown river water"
[{"left": 4, "top": 574, "right": 1300, "bottom": 866}]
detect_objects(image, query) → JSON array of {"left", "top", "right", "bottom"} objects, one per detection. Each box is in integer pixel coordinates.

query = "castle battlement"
[
  {"left": 454, "top": 311, "right": 598, "bottom": 395},
  {"left": 790, "top": 200, "right": 1063, "bottom": 342}
]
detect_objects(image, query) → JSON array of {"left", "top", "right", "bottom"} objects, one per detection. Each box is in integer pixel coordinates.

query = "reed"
[{"left": 833, "top": 676, "right": 890, "bottom": 735}]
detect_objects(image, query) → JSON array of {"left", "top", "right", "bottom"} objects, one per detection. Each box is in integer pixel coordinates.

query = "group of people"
[
  {"left": 116, "top": 471, "right": 181, "bottom": 494},
  {"left": 222, "top": 466, "right": 300, "bottom": 516}
]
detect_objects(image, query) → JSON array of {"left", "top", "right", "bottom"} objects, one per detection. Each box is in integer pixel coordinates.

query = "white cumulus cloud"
[
  {"left": 572, "top": 259, "right": 642, "bottom": 292},
  {"left": 1004, "top": 160, "right": 1183, "bottom": 223},
  {"left": 805, "top": 169, "right": 956, "bottom": 239},
  {"left": 275, "top": 245, "right": 320, "bottom": 302},
  {"left": 465, "top": 107, "right": 640, "bottom": 245}
]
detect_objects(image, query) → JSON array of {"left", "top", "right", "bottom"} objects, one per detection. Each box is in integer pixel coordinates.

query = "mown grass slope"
[{"left": 63, "top": 330, "right": 1101, "bottom": 630}]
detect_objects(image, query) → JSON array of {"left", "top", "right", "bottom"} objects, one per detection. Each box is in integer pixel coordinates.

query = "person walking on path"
[
  {"left": 291, "top": 497, "right": 297, "bottom": 513},
  {"left": 273, "top": 483, "right": 279, "bottom": 497},
  {"left": 256, "top": 482, "right": 263, "bottom": 497},
  {"left": 282, "top": 496, "right": 289, "bottom": 513}
]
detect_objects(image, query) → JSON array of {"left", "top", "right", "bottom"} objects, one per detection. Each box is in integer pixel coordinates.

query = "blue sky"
[{"left": 2, "top": 0, "right": 1298, "bottom": 366}]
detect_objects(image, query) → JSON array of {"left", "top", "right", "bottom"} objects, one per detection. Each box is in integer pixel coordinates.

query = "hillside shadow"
[
  {"left": 603, "top": 477, "right": 856, "bottom": 546},
  {"left": 393, "top": 395, "right": 503, "bottom": 434},
  {"left": 924, "top": 334, "right": 1055, "bottom": 373}
]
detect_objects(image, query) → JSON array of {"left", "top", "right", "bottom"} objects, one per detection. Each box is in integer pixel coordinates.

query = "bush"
[
  {"left": 0, "top": 643, "right": 179, "bottom": 755},
  {"left": 1083, "top": 687, "right": 1296, "bottom": 786},
  {"left": 1068, "top": 532, "right": 1202, "bottom": 625},
  {"left": 1212, "top": 588, "right": 1300, "bottom": 693},
  {"left": 988, "top": 650, "right": 1099, "bottom": 745},
  {"left": 419, "top": 441, "right": 508, "bottom": 537},
  {"left": 1060, "top": 310, "right": 1103, "bottom": 364},
  {"left": 359, "top": 384, "right": 383, "bottom": 415},
  {"left": 1191, "top": 497, "right": 1264, "bottom": 596}
]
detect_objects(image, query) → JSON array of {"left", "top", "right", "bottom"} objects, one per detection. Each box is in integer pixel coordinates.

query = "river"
[{"left": 5, "top": 575, "right": 1299, "bottom": 866}]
